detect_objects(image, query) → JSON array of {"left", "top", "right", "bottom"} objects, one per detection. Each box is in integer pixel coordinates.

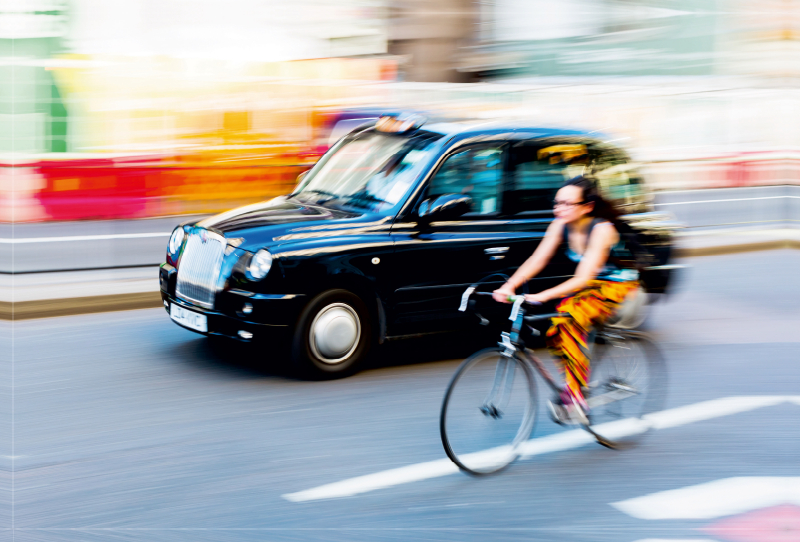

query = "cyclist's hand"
[
  {"left": 492, "top": 286, "right": 514, "bottom": 303},
  {"left": 524, "top": 292, "right": 548, "bottom": 305}
]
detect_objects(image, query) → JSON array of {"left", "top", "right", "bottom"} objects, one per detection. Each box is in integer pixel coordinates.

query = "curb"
[
  {"left": 1, "top": 292, "right": 163, "bottom": 321},
  {"left": 1, "top": 240, "right": 795, "bottom": 321},
  {"left": 675, "top": 239, "right": 800, "bottom": 258}
]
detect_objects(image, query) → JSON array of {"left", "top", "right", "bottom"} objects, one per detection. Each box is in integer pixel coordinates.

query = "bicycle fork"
[{"left": 480, "top": 336, "right": 517, "bottom": 419}]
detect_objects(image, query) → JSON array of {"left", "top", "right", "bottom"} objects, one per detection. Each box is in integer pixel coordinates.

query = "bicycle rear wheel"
[
  {"left": 440, "top": 348, "right": 537, "bottom": 475},
  {"left": 585, "top": 332, "right": 667, "bottom": 448}
]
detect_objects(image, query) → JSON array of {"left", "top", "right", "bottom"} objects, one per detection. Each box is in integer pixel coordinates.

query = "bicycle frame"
[{"left": 462, "top": 289, "right": 643, "bottom": 407}]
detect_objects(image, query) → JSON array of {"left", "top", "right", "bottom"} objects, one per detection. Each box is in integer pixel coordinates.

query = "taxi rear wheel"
[{"left": 291, "top": 289, "right": 374, "bottom": 379}]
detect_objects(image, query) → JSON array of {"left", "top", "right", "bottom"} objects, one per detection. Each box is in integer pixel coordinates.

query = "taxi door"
[{"left": 389, "top": 143, "right": 522, "bottom": 329}]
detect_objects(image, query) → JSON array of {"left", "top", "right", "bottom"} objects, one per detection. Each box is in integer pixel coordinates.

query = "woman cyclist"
[{"left": 492, "top": 176, "right": 639, "bottom": 424}]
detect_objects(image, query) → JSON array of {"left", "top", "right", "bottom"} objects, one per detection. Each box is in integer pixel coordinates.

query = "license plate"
[{"left": 170, "top": 304, "right": 208, "bottom": 332}]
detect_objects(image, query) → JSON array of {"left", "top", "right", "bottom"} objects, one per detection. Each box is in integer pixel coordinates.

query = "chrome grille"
[{"left": 175, "top": 231, "right": 225, "bottom": 309}]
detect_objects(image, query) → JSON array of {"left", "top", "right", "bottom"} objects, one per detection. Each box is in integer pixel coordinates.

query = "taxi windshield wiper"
[
  {"left": 296, "top": 188, "right": 338, "bottom": 200},
  {"left": 293, "top": 189, "right": 342, "bottom": 205},
  {"left": 339, "top": 192, "right": 390, "bottom": 209}
]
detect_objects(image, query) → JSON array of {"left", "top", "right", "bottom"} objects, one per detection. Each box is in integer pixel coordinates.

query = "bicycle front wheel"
[{"left": 440, "top": 348, "right": 537, "bottom": 475}]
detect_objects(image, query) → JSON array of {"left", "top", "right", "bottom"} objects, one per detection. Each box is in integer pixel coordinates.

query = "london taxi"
[{"left": 160, "top": 114, "right": 678, "bottom": 378}]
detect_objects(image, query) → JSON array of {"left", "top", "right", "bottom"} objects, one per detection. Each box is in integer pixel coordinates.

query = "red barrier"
[{"left": 1, "top": 154, "right": 314, "bottom": 222}]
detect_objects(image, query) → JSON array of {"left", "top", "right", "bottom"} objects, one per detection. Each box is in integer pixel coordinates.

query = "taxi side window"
[
  {"left": 428, "top": 147, "right": 503, "bottom": 215},
  {"left": 506, "top": 144, "right": 572, "bottom": 215}
]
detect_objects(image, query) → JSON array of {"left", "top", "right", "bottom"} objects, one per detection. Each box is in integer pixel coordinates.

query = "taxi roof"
[{"left": 419, "top": 119, "right": 603, "bottom": 141}]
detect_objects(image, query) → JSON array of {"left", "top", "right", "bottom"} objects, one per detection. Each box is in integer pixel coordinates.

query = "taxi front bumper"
[{"left": 159, "top": 263, "right": 306, "bottom": 341}]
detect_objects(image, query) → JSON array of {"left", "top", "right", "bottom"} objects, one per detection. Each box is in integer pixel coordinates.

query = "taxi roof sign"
[{"left": 375, "top": 113, "right": 426, "bottom": 133}]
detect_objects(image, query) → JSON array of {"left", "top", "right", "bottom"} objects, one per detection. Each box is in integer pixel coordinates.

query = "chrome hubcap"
[{"left": 309, "top": 303, "right": 361, "bottom": 364}]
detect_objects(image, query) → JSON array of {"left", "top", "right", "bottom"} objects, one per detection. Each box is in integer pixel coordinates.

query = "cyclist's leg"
[
  {"left": 589, "top": 280, "right": 641, "bottom": 330},
  {"left": 546, "top": 280, "right": 640, "bottom": 409},
  {"left": 546, "top": 291, "right": 592, "bottom": 410}
]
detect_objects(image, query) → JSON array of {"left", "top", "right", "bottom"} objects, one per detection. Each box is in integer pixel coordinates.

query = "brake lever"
[{"left": 459, "top": 287, "right": 476, "bottom": 312}]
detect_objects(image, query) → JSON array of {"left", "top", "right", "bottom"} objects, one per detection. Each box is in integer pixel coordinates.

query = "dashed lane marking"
[{"left": 613, "top": 477, "right": 800, "bottom": 520}]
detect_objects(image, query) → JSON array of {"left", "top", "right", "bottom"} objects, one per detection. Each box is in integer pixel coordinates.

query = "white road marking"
[
  {"left": 644, "top": 395, "right": 791, "bottom": 430},
  {"left": 284, "top": 458, "right": 459, "bottom": 502},
  {"left": 613, "top": 477, "right": 800, "bottom": 520},
  {"left": 654, "top": 195, "right": 799, "bottom": 206},
  {"left": 0, "top": 232, "right": 171, "bottom": 244},
  {"left": 282, "top": 396, "right": 800, "bottom": 503}
]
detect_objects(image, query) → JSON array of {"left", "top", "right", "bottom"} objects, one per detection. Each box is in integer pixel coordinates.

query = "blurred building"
[
  {"left": 0, "top": 0, "right": 392, "bottom": 155},
  {"left": 388, "top": 0, "right": 478, "bottom": 82},
  {"left": 0, "top": 0, "right": 70, "bottom": 154},
  {"left": 452, "top": 0, "right": 799, "bottom": 80}
]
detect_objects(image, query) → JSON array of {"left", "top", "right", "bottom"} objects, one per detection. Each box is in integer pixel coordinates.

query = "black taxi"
[{"left": 160, "top": 114, "right": 679, "bottom": 377}]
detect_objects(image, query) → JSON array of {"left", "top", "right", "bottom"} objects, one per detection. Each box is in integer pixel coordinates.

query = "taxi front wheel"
[{"left": 291, "top": 289, "right": 374, "bottom": 379}]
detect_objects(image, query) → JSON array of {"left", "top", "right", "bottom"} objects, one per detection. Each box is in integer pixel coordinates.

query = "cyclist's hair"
[{"left": 562, "top": 176, "right": 621, "bottom": 227}]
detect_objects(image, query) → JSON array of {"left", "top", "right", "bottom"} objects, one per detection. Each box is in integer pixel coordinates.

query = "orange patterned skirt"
[{"left": 546, "top": 280, "right": 640, "bottom": 399}]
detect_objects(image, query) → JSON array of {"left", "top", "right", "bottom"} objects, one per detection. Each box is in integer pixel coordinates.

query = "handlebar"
[{"left": 459, "top": 288, "right": 568, "bottom": 322}]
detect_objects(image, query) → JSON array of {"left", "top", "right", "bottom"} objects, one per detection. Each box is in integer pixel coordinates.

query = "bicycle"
[{"left": 439, "top": 286, "right": 666, "bottom": 476}]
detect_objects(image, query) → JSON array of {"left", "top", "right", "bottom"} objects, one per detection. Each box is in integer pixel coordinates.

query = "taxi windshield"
[{"left": 293, "top": 131, "right": 442, "bottom": 212}]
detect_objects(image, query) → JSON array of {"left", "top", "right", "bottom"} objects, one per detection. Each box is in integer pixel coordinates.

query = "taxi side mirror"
[{"left": 418, "top": 194, "right": 473, "bottom": 225}]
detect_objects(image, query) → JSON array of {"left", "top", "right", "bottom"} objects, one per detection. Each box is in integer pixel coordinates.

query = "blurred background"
[{"left": 2, "top": 0, "right": 798, "bottom": 223}]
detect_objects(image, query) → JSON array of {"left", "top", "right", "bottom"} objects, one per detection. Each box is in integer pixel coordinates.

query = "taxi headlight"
[
  {"left": 168, "top": 227, "right": 185, "bottom": 255},
  {"left": 248, "top": 249, "right": 273, "bottom": 280}
]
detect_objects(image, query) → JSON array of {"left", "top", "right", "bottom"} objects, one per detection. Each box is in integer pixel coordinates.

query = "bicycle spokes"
[
  {"left": 582, "top": 334, "right": 666, "bottom": 448},
  {"left": 586, "top": 380, "right": 639, "bottom": 410}
]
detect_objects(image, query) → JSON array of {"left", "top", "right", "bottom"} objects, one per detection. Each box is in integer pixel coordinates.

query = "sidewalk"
[
  {"left": 0, "top": 267, "right": 160, "bottom": 320},
  {"left": 1, "top": 227, "right": 796, "bottom": 320},
  {"left": 676, "top": 226, "right": 800, "bottom": 256}
]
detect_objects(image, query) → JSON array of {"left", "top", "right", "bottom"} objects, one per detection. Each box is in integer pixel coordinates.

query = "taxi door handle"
[{"left": 484, "top": 247, "right": 509, "bottom": 255}]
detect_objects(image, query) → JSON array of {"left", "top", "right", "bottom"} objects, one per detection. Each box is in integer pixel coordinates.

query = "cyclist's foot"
[
  {"left": 548, "top": 400, "right": 567, "bottom": 426},
  {"left": 565, "top": 402, "right": 589, "bottom": 426},
  {"left": 549, "top": 387, "right": 590, "bottom": 426}
]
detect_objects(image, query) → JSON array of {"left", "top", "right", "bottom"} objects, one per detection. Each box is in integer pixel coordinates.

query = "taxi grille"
[{"left": 175, "top": 232, "right": 225, "bottom": 309}]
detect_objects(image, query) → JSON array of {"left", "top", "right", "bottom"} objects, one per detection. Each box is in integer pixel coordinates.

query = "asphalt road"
[
  {"left": 3, "top": 186, "right": 795, "bottom": 272},
  {"left": 653, "top": 184, "right": 797, "bottom": 230},
  {"left": 1, "top": 250, "right": 798, "bottom": 541},
  {"left": 0, "top": 216, "right": 203, "bottom": 274}
]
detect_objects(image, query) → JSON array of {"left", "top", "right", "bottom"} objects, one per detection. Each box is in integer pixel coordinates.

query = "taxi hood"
[{"left": 194, "top": 197, "right": 390, "bottom": 252}]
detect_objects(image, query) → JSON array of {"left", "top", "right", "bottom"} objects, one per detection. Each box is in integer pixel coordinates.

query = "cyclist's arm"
[
  {"left": 527, "top": 222, "right": 619, "bottom": 303},
  {"left": 494, "top": 219, "right": 564, "bottom": 300}
]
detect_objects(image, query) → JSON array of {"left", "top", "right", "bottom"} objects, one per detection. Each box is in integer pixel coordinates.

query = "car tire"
[{"left": 291, "top": 289, "right": 374, "bottom": 379}]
